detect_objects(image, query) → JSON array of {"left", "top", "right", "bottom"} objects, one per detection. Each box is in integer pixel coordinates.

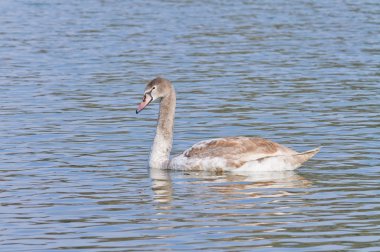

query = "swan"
[{"left": 136, "top": 77, "right": 320, "bottom": 172}]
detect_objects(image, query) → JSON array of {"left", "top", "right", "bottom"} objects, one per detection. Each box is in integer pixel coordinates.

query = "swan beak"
[{"left": 136, "top": 94, "right": 153, "bottom": 114}]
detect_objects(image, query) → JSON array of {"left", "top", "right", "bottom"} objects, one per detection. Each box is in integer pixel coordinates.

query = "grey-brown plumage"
[{"left": 137, "top": 77, "right": 320, "bottom": 171}]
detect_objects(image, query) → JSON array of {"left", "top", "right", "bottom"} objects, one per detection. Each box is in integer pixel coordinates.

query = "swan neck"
[{"left": 150, "top": 89, "right": 176, "bottom": 169}]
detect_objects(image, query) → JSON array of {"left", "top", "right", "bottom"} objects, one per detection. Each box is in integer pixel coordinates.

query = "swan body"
[
  {"left": 170, "top": 137, "right": 320, "bottom": 172},
  {"left": 136, "top": 77, "right": 320, "bottom": 172}
]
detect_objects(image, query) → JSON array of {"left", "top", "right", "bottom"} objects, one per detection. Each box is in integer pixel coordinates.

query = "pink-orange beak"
[{"left": 136, "top": 93, "right": 153, "bottom": 114}]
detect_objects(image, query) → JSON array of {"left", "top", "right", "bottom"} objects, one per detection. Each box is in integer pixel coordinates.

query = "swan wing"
[{"left": 183, "top": 137, "right": 296, "bottom": 160}]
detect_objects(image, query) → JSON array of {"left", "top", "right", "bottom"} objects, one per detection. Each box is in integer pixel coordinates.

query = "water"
[{"left": 1, "top": 0, "right": 379, "bottom": 251}]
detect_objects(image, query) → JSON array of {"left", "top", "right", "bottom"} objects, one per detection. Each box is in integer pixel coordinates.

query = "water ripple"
[{"left": 1, "top": 0, "right": 380, "bottom": 251}]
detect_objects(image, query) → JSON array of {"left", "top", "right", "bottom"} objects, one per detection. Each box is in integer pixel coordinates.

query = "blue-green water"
[{"left": 1, "top": 0, "right": 379, "bottom": 251}]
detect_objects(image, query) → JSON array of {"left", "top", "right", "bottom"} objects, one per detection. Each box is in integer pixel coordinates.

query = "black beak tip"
[{"left": 136, "top": 110, "right": 139, "bottom": 114}]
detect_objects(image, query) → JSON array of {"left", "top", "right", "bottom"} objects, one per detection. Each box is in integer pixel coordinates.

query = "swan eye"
[{"left": 152, "top": 87, "right": 156, "bottom": 90}]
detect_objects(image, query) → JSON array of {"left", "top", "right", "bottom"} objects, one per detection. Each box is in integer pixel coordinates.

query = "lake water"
[{"left": 1, "top": 0, "right": 379, "bottom": 251}]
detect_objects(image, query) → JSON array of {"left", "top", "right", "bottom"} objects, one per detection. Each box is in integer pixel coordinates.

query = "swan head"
[{"left": 136, "top": 77, "right": 172, "bottom": 114}]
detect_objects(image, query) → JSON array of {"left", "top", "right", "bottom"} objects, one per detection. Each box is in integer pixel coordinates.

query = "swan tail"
[
  {"left": 234, "top": 147, "right": 321, "bottom": 172},
  {"left": 291, "top": 147, "right": 321, "bottom": 168}
]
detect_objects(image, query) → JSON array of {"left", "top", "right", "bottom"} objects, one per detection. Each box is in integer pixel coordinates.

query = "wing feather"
[{"left": 183, "top": 137, "right": 296, "bottom": 161}]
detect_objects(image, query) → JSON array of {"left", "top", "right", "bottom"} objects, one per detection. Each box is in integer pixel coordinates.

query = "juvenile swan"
[{"left": 136, "top": 77, "right": 320, "bottom": 172}]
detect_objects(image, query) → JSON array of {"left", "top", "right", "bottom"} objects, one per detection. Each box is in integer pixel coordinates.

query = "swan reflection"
[
  {"left": 150, "top": 168, "right": 311, "bottom": 205},
  {"left": 150, "top": 168, "right": 173, "bottom": 205}
]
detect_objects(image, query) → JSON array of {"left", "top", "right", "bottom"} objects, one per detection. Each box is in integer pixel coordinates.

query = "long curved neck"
[{"left": 149, "top": 87, "right": 176, "bottom": 169}]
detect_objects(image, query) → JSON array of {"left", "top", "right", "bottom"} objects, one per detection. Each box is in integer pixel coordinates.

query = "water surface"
[{"left": 1, "top": 0, "right": 380, "bottom": 251}]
